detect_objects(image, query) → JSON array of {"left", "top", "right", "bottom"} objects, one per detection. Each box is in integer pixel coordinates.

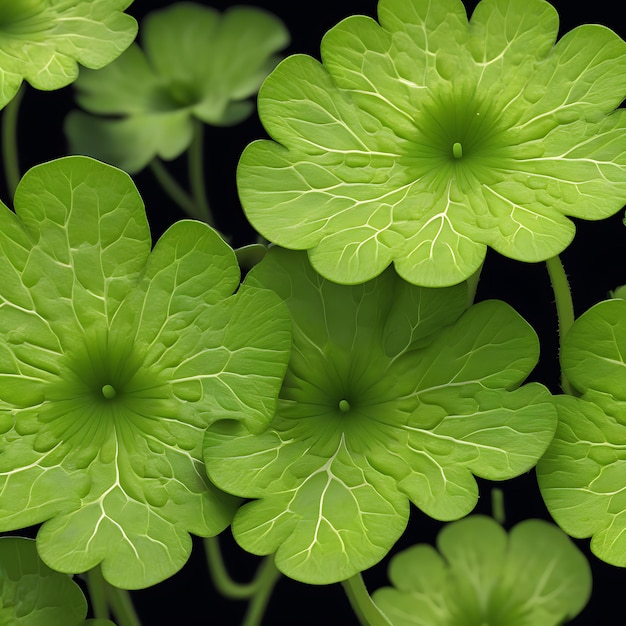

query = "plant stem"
[
  {"left": 148, "top": 158, "right": 198, "bottom": 218},
  {"left": 240, "top": 557, "right": 282, "bottom": 626},
  {"left": 466, "top": 261, "right": 484, "bottom": 307},
  {"left": 1, "top": 83, "right": 25, "bottom": 200},
  {"left": 204, "top": 537, "right": 281, "bottom": 626},
  {"left": 106, "top": 584, "right": 142, "bottom": 626},
  {"left": 341, "top": 573, "right": 392, "bottom": 626},
  {"left": 188, "top": 118, "right": 214, "bottom": 226},
  {"left": 204, "top": 536, "right": 258, "bottom": 599},
  {"left": 545, "top": 255, "right": 575, "bottom": 395},
  {"left": 85, "top": 567, "right": 110, "bottom": 620},
  {"left": 491, "top": 487, "right": 505, "bottom": 525}
]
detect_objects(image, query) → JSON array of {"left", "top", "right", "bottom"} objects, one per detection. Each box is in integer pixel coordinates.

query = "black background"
[{"left": 4, "top": 0, "right": 626, "bottom": 624}]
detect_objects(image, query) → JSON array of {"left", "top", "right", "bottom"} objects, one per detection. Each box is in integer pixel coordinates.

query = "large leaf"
[
  {"left": 372, "top": 516, "right": 591, "bottom": 626},
  {"left": 65, "top": 3, "right": 289, "bottom": 173},
  {"left": 237, "top": 0, "right": 626, "bottom": 287},
  {"left": 0, "top": 156, "right": 291, "bottom": 589},
  {"left": 0, "top": 0, "right": 137, "bottom": 109},
  {"left": 0, "top": 537, "right": 117, "bottom": 626},
  {"left": 538, "top": 298, "right": 626, "bottom": 567},
  {"left": 203, "top": 248, "right": 557, "bottom": 584}
]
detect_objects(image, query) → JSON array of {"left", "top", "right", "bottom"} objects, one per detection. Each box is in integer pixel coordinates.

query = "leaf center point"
[
  {"left": 338, "top": 399, "right": 351, "bottom": 413},
  {"left": 452, "top": 142, "right": 463, "bottom": 159},
  {"left": 101, "top": 384, "right": 117, "bottom": 400}
]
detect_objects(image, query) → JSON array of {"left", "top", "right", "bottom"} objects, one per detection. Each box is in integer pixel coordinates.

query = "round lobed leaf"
[
  {"left": 0, "top": 0, "right": 137, "bottom": 109},
  {"left": 0, "top": 156, "right": 291, "bottom": 589},
  {"left": 0, "top": 537, "right": 88, "bottom": 626},
  {"left": 372, "top": 515, "right": 591, "bottom": 626},
  {"left": 538, "top": 299, "right": 626, "bottom": 567},
  {"left": 237, "top": 0, "right": 626, "bottom": 287},
  {"left": 64, "top": 2, "right": 290, "bottom": 173},
  {"left": 203, "top": 247, "right": 557, "bottom": 584}
]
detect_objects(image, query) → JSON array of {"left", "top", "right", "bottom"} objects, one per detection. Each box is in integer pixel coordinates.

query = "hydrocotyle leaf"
[
  {"left": 0, "top": 0, "right": 137, "bottom": 109},
  {"left": 538, "top": 298, "right": 626, "bottom": 567},
  {"left": 0, "top": 537, "right": 87, "bottom": 626},
  {"left": 237, "top": 0, "right": 626, "bottom": 287},
  {"left": 203, "top": 247, "right": 557, "bottom": 584},
  {"left": 64, "top": 3, "right": 289, "bottom": 173},
  {"left": 0, "top": 156, "right": 291, "bottom": 589},
  {"left": 372, "top": 515, "right": 591, "bottom": 626}
]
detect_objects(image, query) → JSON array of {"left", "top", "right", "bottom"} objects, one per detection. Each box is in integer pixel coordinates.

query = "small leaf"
[
  {"left": 65, "top": 3, "right": 289, "bottom": 173},
  {"left": 372, "top": 516, "right": 591, "bottom": 626},
  {"left": 538, "top": 299, "right": 626, "bottom": 567},
  {"left": 0, "top": 156, "right": 291, "bottom": 589},
  {"left": 203, "top": 248, "right": 557, "bottom": 584},
  {"left": 0, "top": 0, "right": 137, "bottom": 109},
  {"left": 610, "top": 284, "right": 626, "bottom": 299},
  {"left": 0, "top": 537, "right": 88, "bottom": 626},
  {"left": 237, "top": 0, "right": 626, "bottom": 286}
]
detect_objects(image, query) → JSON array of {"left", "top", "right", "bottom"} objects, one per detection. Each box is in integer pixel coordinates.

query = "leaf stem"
[
  {"left": 341, "top": 573, "right": 392, "bottom": 626},
  {"left": 85, "top": 567, "right": 110, "bottom": 620},
  {"left": 188, "top": 118, "right": 214, "bottom": 226},
  {"left": 204, "top": 537, "right": 281, "bottom": 626},
  {"left": 106, "top": 584, "right": 142, "bottom": 626},
  {"left": 545, "top": 255, "right": 575, "bottom": 395},
  {"left": 204, "top": 536, "right": 259, "bottom": 599},
  {"left": 466, "top": 261, "right": 483, "bottom": 307},
  {"left": 148, "top": 158, "right": 198, "bottom": 218},
  {"left": 240, "top": 557, "right": 282, "bottom": 626},
  {"left": 491, "top": 487, "right": 505, "bottom": 525},
  {"left": 1, "top": 83, "right": 25, "bottom": 200}
]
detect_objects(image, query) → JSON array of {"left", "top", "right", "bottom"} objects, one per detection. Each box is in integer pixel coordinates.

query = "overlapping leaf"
[
  {"left": 237, "top": 0, "right": 626, "bottom": 287},
  {"left": 64, "top": 3, "right": 289, "bottom": 172},
  {"left": 538, "top": 298, "right": 626, "bottom": 567},
  {"left": 0, "top": 537, "right": 116, "bottom": 626},
  {"left": 0, "top": 156, "right": 291, "bottom": 589},
  {"left": 372, "top": 516, "right": 591, "bottom": 626},
  {"left": 0, "top": 0, "right": 137, "bottom": 109},
  {"left": 203, "top": 248, "right": 557, "bottom": 584}
]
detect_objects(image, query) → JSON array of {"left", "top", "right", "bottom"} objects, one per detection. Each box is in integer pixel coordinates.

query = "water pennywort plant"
[{"left": 0, "top": 0, "right": 624, "bottom": 624}]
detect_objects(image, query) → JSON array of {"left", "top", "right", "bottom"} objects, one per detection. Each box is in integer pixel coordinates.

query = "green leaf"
[
  {"left": 372, "top": 516, "right": 591, "bottom": 626},
  {"left": 538, "top": 298, "right": 626, "bottom": 567},
  {"left": 237, "top": 0, "right": 626, "bottom": 287},
  {"left": 65, "top": 3, "right": 289, "bottom": 173},
  {"left": 0, "top": 156, "right": 291, "bottom": 589},
  {"left": 610, "top": 284, "right": 626, "bottom": 299},
  {"left": 203, "top": 248, "right": 557, "bottom": 584},
  {"left": 0, "top": 0, "right": 137, "bottom": 109},
  {"left": 0, "top": 537, "right": 89, "bottom": 626}
]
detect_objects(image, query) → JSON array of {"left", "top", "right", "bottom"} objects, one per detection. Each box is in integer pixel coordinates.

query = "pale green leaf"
[
  {"left": 203, "top": 248, "right": 556, "bottom": 583},
  {"left": 538, "top": 299, "right": 626, "bottom": 567},
  {"left": 238, "top": 0, "right": 626, "bottom": 286},
  {"left": 65, "top": 3, "right": 289, "bottom": 172},
  {"left": 0, "top": 0, "right": 137, "bottom": 109},
  {"left": 0, "top": 537, "right": 88, "bottom": 626},
  {"left": 0, "top": 156, "right": 291, "bottom": 589},
  {"left": 372, "top": 516, "right": 591, "bottom": 626}
]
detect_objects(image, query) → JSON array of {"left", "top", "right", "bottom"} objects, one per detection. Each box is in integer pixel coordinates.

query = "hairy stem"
[
  {"left": 545, "top": 255, "right": 575, "bottom": 395},
  {"left": 342, "top": 573, "right": 392, "bottom": 626},
  {"left": 1, "top": 83, "right": 25, "bottom": 200}
]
